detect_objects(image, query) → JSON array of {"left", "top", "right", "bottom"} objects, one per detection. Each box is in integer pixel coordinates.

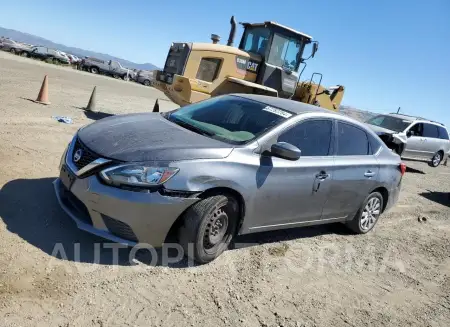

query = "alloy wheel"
[
  {"left": 432, "top": 153, "right": 441, "bottom": 167},
  {"left": 360, "top": 197, "right": 381, "bottom": 231}
]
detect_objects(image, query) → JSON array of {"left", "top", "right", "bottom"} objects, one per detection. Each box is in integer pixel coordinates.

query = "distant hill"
[
  {"left": 0, "top": 27, "right": 159, "bottom": 71},
  {"left": 340, "top": 105, "right": 376, "bottom": 122}
]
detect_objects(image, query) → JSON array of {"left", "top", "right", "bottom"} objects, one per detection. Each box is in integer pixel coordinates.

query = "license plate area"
[{"left": 60, "top": 164, "right": 76, "bottom": 189}]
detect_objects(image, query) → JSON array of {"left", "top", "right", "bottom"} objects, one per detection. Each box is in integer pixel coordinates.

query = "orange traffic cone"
[
  {"left": 85, "top": 86, "right": 97, "bottom": 112},
  {"left": 152, "top": 99, "right": 159, "bottom": 113},
  {"left": 34, "top": 75, "right": 50, "bottom": 105}
]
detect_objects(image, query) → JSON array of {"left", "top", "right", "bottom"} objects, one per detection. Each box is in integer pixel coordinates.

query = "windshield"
[
  {"left": 241, "top": 27, "right": 271, "bottom": 56},
  {"left": 167, "top": 96, "right": 294, "bottom": 144},
  {"left": 366, "top": 115, "right": 412, "bottom": 132},
  {"left": 267, "top": 33, "right": 302, "bottom": 71}
]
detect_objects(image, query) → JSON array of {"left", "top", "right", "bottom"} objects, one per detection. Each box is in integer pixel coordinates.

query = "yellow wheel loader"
[{"left": 151, "top": 16, "right": 344, "bottom": 111}]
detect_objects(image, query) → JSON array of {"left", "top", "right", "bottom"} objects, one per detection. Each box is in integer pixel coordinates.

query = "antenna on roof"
[{"left": 396, "top": 107, "right": 401, "bottom": 114}]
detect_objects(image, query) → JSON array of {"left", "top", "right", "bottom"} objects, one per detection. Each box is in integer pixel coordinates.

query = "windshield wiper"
[{"left": 171, "top": 117, "right": 215, "bottom": 137}]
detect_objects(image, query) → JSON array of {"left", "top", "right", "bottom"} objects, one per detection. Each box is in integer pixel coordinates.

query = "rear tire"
[
  {"left": 10, "top": 48, "right": 15, "bottom": 54},
  {"left": 346, "top": 192, "right": 383, "bottom": 234},
  {"left": 123, "top": 74, "right": 130, "bottom": 81},
  {"left": 178, "top": 195, "right": 238, "bottom": 264},
  {"left": 429, "top": 151, "right": 443, "bottom": 167},
  {"left": 52, "top": 58, "right": 58, "bottom": 64},
  {"left": 20, "top": 51, "right": 29, "bottom": 57}
]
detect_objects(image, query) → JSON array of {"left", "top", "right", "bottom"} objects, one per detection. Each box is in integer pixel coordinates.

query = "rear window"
[
  {"left": 438, "top": 126, "right": 449, "bottom": 140},
  {"left": 337, "top": 122, "right": 370, "bottom": 156}
]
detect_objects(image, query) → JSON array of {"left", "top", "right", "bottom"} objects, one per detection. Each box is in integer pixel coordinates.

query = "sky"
[{"left": 1, "top": 0, "right": 449, "bottom": 126}]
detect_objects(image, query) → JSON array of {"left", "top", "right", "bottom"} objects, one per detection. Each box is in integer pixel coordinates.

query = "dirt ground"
[{"left": 0, "top": 51, "right": 449, "bottom": 327}]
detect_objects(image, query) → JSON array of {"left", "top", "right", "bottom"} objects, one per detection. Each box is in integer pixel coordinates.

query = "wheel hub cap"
[
  {"left": 205, "top": 209, "right": 228, "bottom": 247},
  {"left": 360, "top": 197, "right": 381, "bottom": 230}
]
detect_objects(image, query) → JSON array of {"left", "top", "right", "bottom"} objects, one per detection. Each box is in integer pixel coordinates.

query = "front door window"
[{"left": 267, "top": 33, "right": 302, "bottom": 71}]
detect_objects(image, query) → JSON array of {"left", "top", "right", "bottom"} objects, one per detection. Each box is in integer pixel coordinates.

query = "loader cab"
[{"left": 238, "top": 22, "right": 316, "bottom": 98}]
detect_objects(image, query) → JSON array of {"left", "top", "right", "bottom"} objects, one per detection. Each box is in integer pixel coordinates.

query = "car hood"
[
  {"left": 365, "top": 124, "right": 407, "bottom": 145},
  {"left": 365, "top": 124, "right": 397, "bottom": 135},
  {"left": 77, "top": 113, "right": 234, "bottom": 162}
]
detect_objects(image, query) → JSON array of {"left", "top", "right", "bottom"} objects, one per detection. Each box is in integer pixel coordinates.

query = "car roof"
[
  {"left": 387, "top": 113, "right": 417, "bottom": 120},
  {"left": 386, "top": 113, "right": 445, "bottom": 127},
  {"left": 231, "top": 94, "right": 331, "bottom": 115},
  {"left": 230, "top": 94, "right": 387, "bottom": 140},
  {"left": 240, "top": 22, "right": 313, "bottom": 40}
]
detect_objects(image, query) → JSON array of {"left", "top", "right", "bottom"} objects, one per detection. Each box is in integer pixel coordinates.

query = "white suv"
[{"left": 366, "top": 113, "right": 450, "bottom": 167}]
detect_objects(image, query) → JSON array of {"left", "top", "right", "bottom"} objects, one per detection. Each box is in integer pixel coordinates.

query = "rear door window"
[
  {"left": 437, "top": 126, "right": 449, "bottom": 140},
  {"left": 422, "top": 123, "right": 439, "bottom": 138},
  {"left": 278, "top": 120, "right": 333, "bottom": 156},
  {"left": 337, "top": 122, "right": 370, "bottom": 156}
]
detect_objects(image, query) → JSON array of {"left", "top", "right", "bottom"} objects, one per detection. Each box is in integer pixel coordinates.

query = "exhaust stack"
[{"left": 227, "top": 16, "right": 236, "bottom": 46}]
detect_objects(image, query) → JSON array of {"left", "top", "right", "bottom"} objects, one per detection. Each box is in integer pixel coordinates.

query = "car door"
[
  {"left": 403, "top": 123, "right": 428, "bottom": 159},
  {"left": 421, "top": 123, "right": 441, "bottom": 158},
  {"left": 323, "top": 121, "right": 380, "bottom": 220},
  {"left": 251, "top": 119, "right": 334, "bottom": 229}
]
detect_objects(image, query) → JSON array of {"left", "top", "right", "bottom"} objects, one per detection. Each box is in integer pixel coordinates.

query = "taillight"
[{"left": 399, "top": 162, "right": 406, "bottom": 176}]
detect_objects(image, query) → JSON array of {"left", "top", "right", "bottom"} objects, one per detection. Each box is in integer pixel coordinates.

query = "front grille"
[
  {"left": 72, "top": 138, "right": 100, "bottom": 170},
  {"left": 102, "top": 215, "right": 138, "bottom": 242},
  {"left": 59, "top": 182, "right": 92, "bottom": 225},
  {"left": 162, "top": 42, "right": 191, "bottom": 76}
]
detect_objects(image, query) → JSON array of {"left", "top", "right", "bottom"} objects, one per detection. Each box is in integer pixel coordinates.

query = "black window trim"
[
  {"left": 335, "top": 120, "right": 372, "bottom": 157},
  {"left": 276, "top": 117, "right": 335, "bottom": 157}
]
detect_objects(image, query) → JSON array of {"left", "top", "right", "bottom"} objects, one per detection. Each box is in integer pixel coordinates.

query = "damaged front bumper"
[
  {"left": 376, "top": 132, "right": 407, "bottom": 156},
  {"left": 53, "top": 168, "right": 199, "bottom": 247}
]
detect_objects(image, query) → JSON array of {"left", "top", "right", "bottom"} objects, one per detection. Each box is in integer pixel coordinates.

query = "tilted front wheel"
[
  {"left": 346, "top": 192, "right": 383, "bottom": 234},
  {"left": 178, "top": 195, "right": 238, "bottom": 264}
]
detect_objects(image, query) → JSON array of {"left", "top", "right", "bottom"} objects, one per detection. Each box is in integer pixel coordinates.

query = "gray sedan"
[{"left": 54, "top": 94, "right": 404, "bottom": 263}]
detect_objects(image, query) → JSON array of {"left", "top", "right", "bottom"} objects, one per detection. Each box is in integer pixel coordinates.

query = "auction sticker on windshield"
[{"left": 262, "top": 106, "right": 293, "bottom": 118}]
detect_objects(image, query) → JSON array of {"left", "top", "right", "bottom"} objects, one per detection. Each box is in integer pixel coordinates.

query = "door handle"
[
  {"left": 313, "top": 171, "right": 330, "bottom": 192},
  {"left": 364, "top": 170, "right": 376, "bottom": 177},
  {"left": 315, "top": 172, "right": 330, "bottom": 180}
]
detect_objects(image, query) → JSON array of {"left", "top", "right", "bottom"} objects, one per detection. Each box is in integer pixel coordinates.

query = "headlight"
[{"left": 100, "top": 165, "right": 179, "bottom": 187}]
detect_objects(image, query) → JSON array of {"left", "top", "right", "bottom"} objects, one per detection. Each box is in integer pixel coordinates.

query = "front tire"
[
  {"left": 346, "top": 192, "right": 383, "bottom": 234},
  {"left": 10, "top": 48, "right": 16, "bottom": 54},
  {"left": 143, "top": 79, "right": 150, "bottom": 86},
  {"left": 429, "top": 151, "right": 443, "bottom": 167},
  {"left": 90, "top": 67, "right": 99, "bottom": 74},
  {"left": 178, "top": 195, "right": 238, "bottom": 264},
  {"left": 122, "top": 74, "right": 130, "bottom": 81}
]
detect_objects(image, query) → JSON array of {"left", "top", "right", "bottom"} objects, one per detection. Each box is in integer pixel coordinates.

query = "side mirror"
[
  {"left": 312, "top": 42, "right": 319, "bottom": 58},
  {"left": 270, "top": 142, "right": 301, "bottom": 161},
  {"left": 406, "top": 130, "right": 413, "bottom": 137}
]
